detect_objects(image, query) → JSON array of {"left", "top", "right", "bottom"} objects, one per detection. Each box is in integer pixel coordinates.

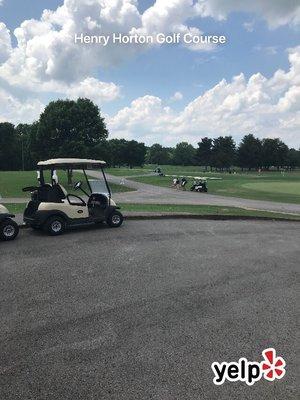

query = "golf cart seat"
[
  {"left": 48, "top": 184, "right": 67, "bottom": 202},
  {"left": 32, "top": 184, "right": 66, "bottom": 203},
  {"left": 88, "top": 193, "right": 109, "bottom": 209}
]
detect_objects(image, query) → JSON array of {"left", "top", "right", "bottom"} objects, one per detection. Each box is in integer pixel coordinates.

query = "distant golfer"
[{"left": 181, "top": 177, "right": 188, "bottom": 190}]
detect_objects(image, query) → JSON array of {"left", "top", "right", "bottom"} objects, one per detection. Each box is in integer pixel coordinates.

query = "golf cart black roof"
[{"left": 37, "top": 158, "right": 106, "bottom": 169}]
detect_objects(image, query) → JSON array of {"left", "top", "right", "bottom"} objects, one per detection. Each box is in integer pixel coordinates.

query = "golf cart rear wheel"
[
  {"left": 107, "top": 211, "right": 123, "bottom": 228},
  {"left": 0, "top": 219, "right": 19, "bottom": 241},
  {"left": 44, "top": 216, "right": 66, "bottom": 236}
]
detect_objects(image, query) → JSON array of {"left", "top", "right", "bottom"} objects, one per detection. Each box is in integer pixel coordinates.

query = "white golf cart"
[
  {"left": 0, "top": 204, "right": 19, "bottom": 241},
  {"left": 23, "top": 158, "right": 124, "bottom": 235}
]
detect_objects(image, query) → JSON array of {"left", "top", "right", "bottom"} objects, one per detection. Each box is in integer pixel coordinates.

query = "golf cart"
[
  {"left": 190, "top": 178, "right": 208, "bottom": 193},
  {"left": 23, "top": 158, "right": 124, "bottom": 235},
  {"left": 0, "top": 204, "right": 19, "bottom": 241}
]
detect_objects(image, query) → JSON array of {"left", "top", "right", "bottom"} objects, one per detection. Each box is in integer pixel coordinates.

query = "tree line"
[{"left": 0, "top": 98, "right": 299, "bottom": 171}]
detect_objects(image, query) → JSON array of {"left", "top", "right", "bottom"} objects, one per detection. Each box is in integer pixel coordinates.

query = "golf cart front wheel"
[
  {"left": 44, "top": 216, "right": 66, "bottom": 236},
  {"left": 0, "top": 219, "right": 19, "bottom": 241},
  {"left": 107, "top": 211, "right": 123, "bottom": 228}
]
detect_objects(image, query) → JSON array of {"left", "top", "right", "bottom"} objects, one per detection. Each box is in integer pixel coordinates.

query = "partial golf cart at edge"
[
  {"left": 23, "top": 158, "right": 124, "bottom": 235},
  {"left": 0, "top": 204, "right": 19, "bottom": 241}
]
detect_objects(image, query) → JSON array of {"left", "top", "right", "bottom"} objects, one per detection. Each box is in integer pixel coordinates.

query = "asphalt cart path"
[{"left": 0, "top": 220, "right": 299, "bottom": 399}]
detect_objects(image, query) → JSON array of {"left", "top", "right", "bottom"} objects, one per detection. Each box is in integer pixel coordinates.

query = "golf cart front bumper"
[{"left": 0, "top": 213, "right": 15, "bottom": 222}]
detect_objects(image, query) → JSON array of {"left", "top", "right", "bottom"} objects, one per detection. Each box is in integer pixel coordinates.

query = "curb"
[
  {"left": 124, "top": 214, "right": 300, "bottom": 222},
  {"left": 17, "top": 213, "right": 300, "bottom": 229}
]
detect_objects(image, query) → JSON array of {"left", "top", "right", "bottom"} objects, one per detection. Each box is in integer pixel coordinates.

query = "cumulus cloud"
[
  {"left": 0, "top": 0, "right": 298, "bottom": 98},
  {"left": 0, "top": 0, "right": 211, "bottom": 95},
  {"left": 0, "top": 0, "right": 299, "bottom": 147},
  {"left": 0, "top": 22, "right": 12, "bottom": 63},
  {"left": 108, "top": 46, "right": 300, "bottom": 148},
  {"left": 195, "top": 0, "right": 300, "bottom": 29},
  {"left": 63, "top": 77, "right": 121, "bottom": 103},
  {"left": 170, "top": 91, "right": 183, "bottom": 101},
  {"left": 0, "top": 87, "right": 44, "bottom": 124}
]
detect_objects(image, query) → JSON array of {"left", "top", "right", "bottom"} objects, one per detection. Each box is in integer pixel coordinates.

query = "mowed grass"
[
  {"left": 0, "top": 170, "right": 134, "bottom": 198},
  {"left": 120, "top": 203, "right": 300, "bottom": 220},
  {"left": 130, "top": 167, "right": 300, "bottom": 204},
  {"left": 4, "top": 202, "right": 300, "bottom": 221}
]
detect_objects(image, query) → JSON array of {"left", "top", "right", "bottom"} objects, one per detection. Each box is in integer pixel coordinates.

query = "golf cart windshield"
[{"left": 87, "top": 179, "right": 109, "bottom": 195}]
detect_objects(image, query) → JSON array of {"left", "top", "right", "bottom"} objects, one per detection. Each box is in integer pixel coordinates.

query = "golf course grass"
[
  {"left": 0, "top": 171, "right": 134, "bottom": 198},
  {"left": 130, "top": 167, "right": 300, "bottom": 204},
  {"left": 4, "top": 202, "right": 300, "bottom": 221}
]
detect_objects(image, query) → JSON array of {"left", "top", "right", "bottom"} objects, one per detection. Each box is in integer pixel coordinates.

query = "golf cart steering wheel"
[{"left": 74, "top": 181, "right": 82, "bottom": 191}]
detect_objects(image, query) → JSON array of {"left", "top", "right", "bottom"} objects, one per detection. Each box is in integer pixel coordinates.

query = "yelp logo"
[
  {"left": 261, "top": 348, "right": 286, "bottom": 381},
  {"left": 211, "top": 348, "right": 286, "bottom": 386}
]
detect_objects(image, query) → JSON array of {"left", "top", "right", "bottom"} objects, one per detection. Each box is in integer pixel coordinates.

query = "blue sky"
[{"left": 0, "top": 0, "right": 299, "bottom": 147}]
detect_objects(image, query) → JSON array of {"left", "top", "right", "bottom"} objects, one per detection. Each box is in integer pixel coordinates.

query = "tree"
[
  {"left": 15, "top": 123, "right": 40, "bottom": 170},
  {"left": 35, "top": 98, "right": 108, "bottom": 159},
  {"left": 148, "top": 143, "right": 171, "bottom": 165},
  {"left": 237, "top": 134, "right": 262, "bottom": 170},
  {"left": 287, "top": 148, "right": 300, "bottom": 170},
  {"left": 0, "top": 122, "right": 19, "bottom": 170},
  {"left": 261, "top": 138, "right": 289, "bottom": 169},
  {"left": 123, "top": 140, "right": 146, "bottom": 168},
  {"left": 275, "top": 139, "right": 289, "bottom": 168},
  {"left": 109, "top": 139, "right": 128, "bottom": 167},
  {"left": 90, "top": 140, "right": 113, "bottom": 165},
  {"left": 173, "top": 142, "right": 196, "bottom": 165},
  {"left": 212, "top": 136, "right": 236, "bottom": 170},
  {"left": 195, "top": 137, "right": 213, "bottom": 170}
]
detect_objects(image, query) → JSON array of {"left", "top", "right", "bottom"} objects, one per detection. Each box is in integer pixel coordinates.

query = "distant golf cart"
[
  {"left": 23, "top": 158, "right": 123, "bottom": 235},
  {"left": 0, "top": 204, "right": 19, "bottom": 241},
  {"left": 190, "top": 178, "right": 208, "bottom": 193}
]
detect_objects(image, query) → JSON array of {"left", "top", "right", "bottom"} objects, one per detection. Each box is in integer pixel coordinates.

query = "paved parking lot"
[{"left": 0, "top": 220, "right": 299, "bottom": 399}]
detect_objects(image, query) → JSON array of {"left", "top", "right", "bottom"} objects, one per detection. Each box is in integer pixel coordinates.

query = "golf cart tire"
[
  {"left": 44, "top": 215, "right": 66, "bottom": 236},
  {"left": 0, "top": 219, "right": 19, "bottom": 241},
  {"left": 107, "top": 211, "right": 123, "bottom": 228}
]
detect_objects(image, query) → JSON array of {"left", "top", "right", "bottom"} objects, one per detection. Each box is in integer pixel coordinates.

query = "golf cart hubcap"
[
  {"left": 51, "top": 221, "right": 62, "bottom": 232},
  {"left": 3, "top": 224, "right": 15, "bottom": 237},
  {"left": 112, "top": 215, "right": 121, "bottom": 224}
]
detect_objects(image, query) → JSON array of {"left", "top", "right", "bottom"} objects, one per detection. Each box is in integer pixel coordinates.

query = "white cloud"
[
  {"left": 170, "top": 91, "right": 183, "bottom": 101},
  {"left": 243, "top": 21, "right": 255, "bottom": 32},
  {"left": 0, "top": 22, "right": 12, "bottom": 63},
  {"left": 0, "top": 0, "right": 299, "bottom": 148},
  {"left": 195, "top": 0, "right": 300, "bottom": 29},
  {"left": 0, "top": 0, "right": 298, "bottom": 101},
  {"left": 0, "top": 0, "right": 212, "bottom": 96},
  {"left": 0, "top": 87, "right": 44, "bottom": 124},
  {"left": 108, "top": 46, "right": 300, "bottom": 148},
  {"left": 64, "top": 77, "right": 121, "bottom": 103}
]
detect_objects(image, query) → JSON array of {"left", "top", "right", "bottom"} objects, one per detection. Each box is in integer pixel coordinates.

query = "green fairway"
[
  {"left": 0, "top": 171, "right": 134, "bottom": 198},
  {"left": 242, "top": 181, "right": 300, "bottom": 195},
  {"left": 4, "top": 202, "right": 300, "bottom": 221},
  {"left": 130, "top": 167, "right": 300, "bottom": 204}
]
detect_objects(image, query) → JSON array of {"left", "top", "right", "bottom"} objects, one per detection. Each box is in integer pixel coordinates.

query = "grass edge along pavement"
[{"left": 6, "top": 203, "right": 300, "bottom": 221}]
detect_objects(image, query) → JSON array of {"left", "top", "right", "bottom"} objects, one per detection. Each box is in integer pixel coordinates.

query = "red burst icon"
[{"left": 261, "top": 348, "right": 286, "bottom": 381}]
